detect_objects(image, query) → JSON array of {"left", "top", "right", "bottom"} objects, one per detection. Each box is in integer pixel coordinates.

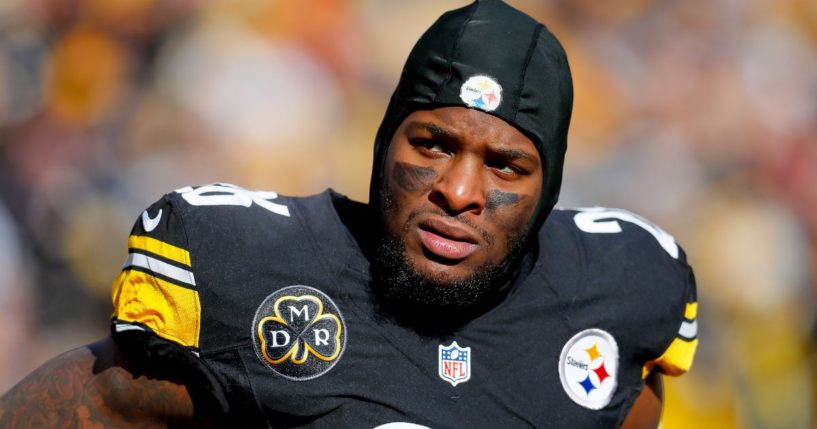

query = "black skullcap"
[{"left": 369, "top": 0, "right": 573, "bottom": 235}]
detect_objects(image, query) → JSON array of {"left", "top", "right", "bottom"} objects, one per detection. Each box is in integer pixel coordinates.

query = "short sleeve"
[
  {"left": 110, "top": 193, "right": 202, "bottom": 353},
  {"left": 643, "top": 264, "right": 698, "bottom": 378}
]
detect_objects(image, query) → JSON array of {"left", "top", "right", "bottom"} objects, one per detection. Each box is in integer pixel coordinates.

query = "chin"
[
  {"left": 373, "top": 195, "right": 530, "bottom": 316},
  {"left": 371, "top": 234, "right": 504, "bottom": 312},
  {"left": 411, "top": 255, "right": 482, "bottom": 285}
]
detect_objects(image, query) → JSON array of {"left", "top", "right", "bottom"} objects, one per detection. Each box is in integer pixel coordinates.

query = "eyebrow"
[
  {"left": 493, "top": 147, "right": 538, "bottom": 163},
  {"left": 407, "top": 120, "right": 538, "bottom": 163},
  {"left": 406, "top": 122, "right": 457, "bottom": 140}
]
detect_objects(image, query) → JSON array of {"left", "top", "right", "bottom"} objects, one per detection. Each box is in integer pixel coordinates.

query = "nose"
[{"left": 430, "top": 156, "right": 486, "bottom": 215}]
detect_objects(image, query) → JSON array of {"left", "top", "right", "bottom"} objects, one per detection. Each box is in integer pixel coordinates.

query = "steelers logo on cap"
[
  {"left": 558, "top": 328, "right": 619, "bottom": 410},
  {"left": 459, "top": 75, "right": 502, "bottom": 112}
]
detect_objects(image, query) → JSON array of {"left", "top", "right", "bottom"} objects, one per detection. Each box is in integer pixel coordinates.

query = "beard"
[{"left": 370, "top": 190, "right": 530, "bottom": 326}]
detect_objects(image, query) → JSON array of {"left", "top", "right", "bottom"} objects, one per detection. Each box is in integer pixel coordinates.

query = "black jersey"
[{"left": 111, "top": 183, "right": 697, "bottom": 428}]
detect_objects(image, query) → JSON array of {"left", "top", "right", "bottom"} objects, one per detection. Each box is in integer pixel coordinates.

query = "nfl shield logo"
[{"left": 438, "top": 341, "right": 471, "bottom": 386}]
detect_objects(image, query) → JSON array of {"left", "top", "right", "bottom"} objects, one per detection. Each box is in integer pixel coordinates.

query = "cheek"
[
  {"left": 390, "top": 161, "right": 437, "bottom": 193},
  {"left": 382, "top": 161, "right": 438, "bottom": 233},
  {"left": 484, "top": 190, "right": 538, "bottom": 236},
  {"left": 485, "top": 190, "right": 520, "bottom": 210}
]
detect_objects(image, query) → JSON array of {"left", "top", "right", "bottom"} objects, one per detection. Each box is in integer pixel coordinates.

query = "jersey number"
[
  {"left": 176, "top": 183, "right": 291, "bottom": 217},
  {"left": 573, "top": 207, "right": 678, "bottom": 259}
]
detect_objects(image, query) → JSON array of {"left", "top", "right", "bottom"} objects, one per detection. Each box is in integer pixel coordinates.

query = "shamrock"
[{"left": 257, "top": 294, "right": 343, "bottom": 365}]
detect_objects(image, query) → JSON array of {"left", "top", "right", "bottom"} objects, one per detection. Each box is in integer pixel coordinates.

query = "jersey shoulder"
[
  {"left": 540, "top": 207, "right": 698, "bottom": 377},
  {"left": 544, "top": 207, "right": 684, "bottom": 263},
  {"left": 110, "top": 183, "right": 327, "bottom": 354}
]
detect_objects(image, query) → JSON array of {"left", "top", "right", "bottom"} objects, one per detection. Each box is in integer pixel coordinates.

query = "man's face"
[{"left": 377, "top": 106, "right": 542, "bottom": 306}]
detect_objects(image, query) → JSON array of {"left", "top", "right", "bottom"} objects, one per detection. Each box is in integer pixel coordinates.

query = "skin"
[
  {"left": 0, "top": 339, "right": 662, "bottom": 428},
  {"left": 383, "top": 106, "right": 664, "bottom": 428},
  {"left": 621, "top": 371, "right": 664, "bottom": 429},
  {"left": 0, "top": 336, "right": 210, "bottom": 428},
  {"left": 0, "top": 105, "right": 662, "bottom": 428},
  {"left": 382, "top": 107, "right": 542, "bottom": 282}
]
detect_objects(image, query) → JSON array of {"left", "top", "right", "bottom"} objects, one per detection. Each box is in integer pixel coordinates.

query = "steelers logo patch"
[
  {"left": 558, "top": 328, "right": 619, "bottom": 410},
  {"left": 252, "top": 285, "right": 346, "bottom": 381},
  {"left": 459, "top": 75, "right": 502, "bottom": 112}
]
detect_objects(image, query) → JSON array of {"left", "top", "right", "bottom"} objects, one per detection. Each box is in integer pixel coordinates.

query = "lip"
[{"left": 416, "top": 218, "right": 480, "bottom": 261}]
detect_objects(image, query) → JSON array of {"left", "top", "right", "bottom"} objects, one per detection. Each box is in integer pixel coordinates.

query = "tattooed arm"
[{"left": 0, "top": 336, "right": 215, "bottom": 428}]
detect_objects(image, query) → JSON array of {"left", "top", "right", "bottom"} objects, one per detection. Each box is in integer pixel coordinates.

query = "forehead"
[{"left": 395, "top": 107, "right": 540, "bottom": 160}]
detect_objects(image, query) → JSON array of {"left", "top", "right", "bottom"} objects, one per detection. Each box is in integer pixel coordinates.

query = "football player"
[{"left": 0, "top": 1, "right": 697, "bottom": 427}]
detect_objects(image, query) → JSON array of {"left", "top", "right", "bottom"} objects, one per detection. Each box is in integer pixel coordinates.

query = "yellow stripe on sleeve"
[
  {"left": 111, "top": 268, "right": 200, "bottom": 348},
  {"left": 128, "top": 235, "right": 191, "bottom": 267},
  {"left": 685, "top": 302, "right": 697, "bottom": 320},
  {"left": 642, "top": 337, "right": 699, "bottom": 378},
  {"left": 642, "top": 301, "right": 699, "bottom": 378}
]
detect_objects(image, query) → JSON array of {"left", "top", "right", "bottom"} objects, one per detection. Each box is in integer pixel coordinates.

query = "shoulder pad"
[
  {"left": 111, "top": 183, "right": 300, "bottom": 354},
  {"left": 546, "top": 207, "right": 699, "bottom": 377},
  {"left": 173, "top": 183, "right": 291, "bottom": 218},
  {"left": 566, "top": 206, "right": 680, "bottom": 260},
  {"left": 111, "top": 192, "right": 201, "bottom": 351}
]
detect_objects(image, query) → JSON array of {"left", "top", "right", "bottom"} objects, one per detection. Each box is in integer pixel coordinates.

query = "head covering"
[{"left": 369, "top": 0, "right": 573, "bottom": 235}]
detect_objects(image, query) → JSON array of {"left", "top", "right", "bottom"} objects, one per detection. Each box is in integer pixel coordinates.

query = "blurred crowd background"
[{"left": 0, "top": 0, "right": 815, "bottom": 427}]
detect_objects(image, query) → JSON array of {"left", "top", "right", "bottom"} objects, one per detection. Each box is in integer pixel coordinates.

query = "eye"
[
  {"left": 486, "top": 159, "right": 529, "bottom": 178},
  {"left": 411, "top": 138, "right": 449, "bottom": 157},
  {"left": 492, "top": 163, "right": 516, "bottom": 174}
]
